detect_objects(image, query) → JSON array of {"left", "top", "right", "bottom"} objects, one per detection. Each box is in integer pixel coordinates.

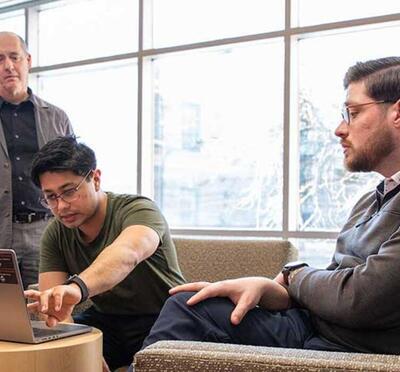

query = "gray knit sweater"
[{"left": 289, "top": 181, "right": 400, "bottom": 354}]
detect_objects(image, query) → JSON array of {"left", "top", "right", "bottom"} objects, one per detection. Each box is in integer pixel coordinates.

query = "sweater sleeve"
[{"left": 288, "top": 230, "right": 400, "bottom": 329}]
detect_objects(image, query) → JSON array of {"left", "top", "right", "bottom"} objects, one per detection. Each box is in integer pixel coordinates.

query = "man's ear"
[
  {"left": 392, "top": 99, "right": 400, "bottom": 128},
  {"left": 93, "top": 169, "right": 101, "bottom": 191},
  {"left": 27, "top": 53, "right": 32, "bottom": 70}
]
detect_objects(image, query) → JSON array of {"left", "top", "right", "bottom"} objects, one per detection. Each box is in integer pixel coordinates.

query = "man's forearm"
[
  {"left": 77, "top": 225, "right": 159, "bottom": 298},
  {"left": 288, "top": 257, "right": 400, "bottom": 328},
  {"left": 79, "top": 242, "right": 139, "bottom": 298}
]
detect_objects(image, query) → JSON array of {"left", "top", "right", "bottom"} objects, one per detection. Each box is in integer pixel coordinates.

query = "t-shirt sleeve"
[
  {"left": 39, "top": 220, "right": 69, "bottom": 273},
  {"left": 119, "top": 198, "right": 167, "bottom": 244}
]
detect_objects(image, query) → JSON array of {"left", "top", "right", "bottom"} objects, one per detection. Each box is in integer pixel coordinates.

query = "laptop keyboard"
[{"left": 33, "top": 327, "right": 65, "bottom": 338}]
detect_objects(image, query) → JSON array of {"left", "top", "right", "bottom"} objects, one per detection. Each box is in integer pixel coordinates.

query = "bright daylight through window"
[{"left": 1, "top": 0, "right": 399, "bottom": 267}]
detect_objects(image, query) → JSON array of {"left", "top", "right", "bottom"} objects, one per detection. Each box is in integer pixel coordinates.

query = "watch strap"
[
  {"left": 282, "top": 262, "right": 308, "bottom": 286},
  {"left": 63, "top": 274, "right": 89, "bottom": 304},
  {"left": 288, "top": 267, "right": 306, "bottom": 285}
]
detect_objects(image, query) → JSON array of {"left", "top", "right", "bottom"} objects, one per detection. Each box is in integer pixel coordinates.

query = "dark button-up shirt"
[
  {"left": 0, "top": 95, "right": 47, "bottom": 215},
  {"left": 0, "top": 90, "right": 73, "bottom": 248}
]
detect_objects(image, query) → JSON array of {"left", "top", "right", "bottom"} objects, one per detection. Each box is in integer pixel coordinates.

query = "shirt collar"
[
  {"left": 383, "top": 170, "right": 400, "bottom": 195},
  {"left": 389, "top": 170, "right": 400, "bottom": 184},
  {"left": 0, "top": 87, "right": 33, "bottom": 108}
]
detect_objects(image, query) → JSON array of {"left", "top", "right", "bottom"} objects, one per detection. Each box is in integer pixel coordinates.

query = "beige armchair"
[{"left": 134, "top": 236, "right": 400, "bottom": 372}]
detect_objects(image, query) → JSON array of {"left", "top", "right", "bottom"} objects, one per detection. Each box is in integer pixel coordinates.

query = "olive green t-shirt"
[{"left": 40, "top": 192, "right": 185, "bottom": 315}]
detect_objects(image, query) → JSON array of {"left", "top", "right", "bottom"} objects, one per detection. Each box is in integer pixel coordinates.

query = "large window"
[
  {"left": 37, "top": 0, "right": 138, "bottom": 65},
  {"left": 1, "top": 0, "right": 399, "bottom": 267},
  {"left": 0, "top": 9, "right": 24, "bottom": 35},
  {"left": 152, "top": 41, "right": 284, "bottom": 229},
  {"left": 34, "top": 59, "right": 138, "bottom": 193},
  {"left": 148, "top": 0, "right": 284, "bottom": 48}
]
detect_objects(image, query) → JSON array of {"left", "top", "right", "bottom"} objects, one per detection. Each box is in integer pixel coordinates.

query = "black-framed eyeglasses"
[
  {"left": 40, "top": 169, "right": 93, "bottom": 209},
  {"left": 341, "top": 100, "right": 388, "bottom": 125}
]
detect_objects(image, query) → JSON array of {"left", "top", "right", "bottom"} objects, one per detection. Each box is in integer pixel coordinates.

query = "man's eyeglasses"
[
  {"left": 40, "top": 169, "right": 93, "bottom": 209},
  {"left": 341, "top": 100, "right": 388, "bottom": 125}
]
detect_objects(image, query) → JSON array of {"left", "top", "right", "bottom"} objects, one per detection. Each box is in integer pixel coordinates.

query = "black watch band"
[
  {"left": 63, "top": 274, "right": 89, "bottom": 304},
  {"left": 281, "top": 261, "right": 309, "bottom": 286}
]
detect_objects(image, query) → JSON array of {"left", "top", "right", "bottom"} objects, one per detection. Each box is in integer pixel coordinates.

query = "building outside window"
[{"left": 1, "top": 0, "right": 399, "bottom": 267}]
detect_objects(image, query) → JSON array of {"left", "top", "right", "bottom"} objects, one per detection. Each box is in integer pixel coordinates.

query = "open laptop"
[{"left": 0, "top": 248, "right": 92, "bottom": 343}]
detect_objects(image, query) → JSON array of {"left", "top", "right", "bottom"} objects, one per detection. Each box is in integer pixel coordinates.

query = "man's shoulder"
[
  {"left": 346, "top": 189, "right": 376, "bottom": 218},
  {"left": 106, "top": 192, "right": 162, "bottom": 224},
  {"left": 30, "top": 92, "right": 67, "bottom": 114},
  {"left": 107, "top": 192, "right": 153, "bottom": 208}
]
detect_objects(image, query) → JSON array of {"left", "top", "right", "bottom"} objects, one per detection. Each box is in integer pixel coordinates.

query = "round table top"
[{"left": 0, "top": 327, "right": 102, "bottom": 351}]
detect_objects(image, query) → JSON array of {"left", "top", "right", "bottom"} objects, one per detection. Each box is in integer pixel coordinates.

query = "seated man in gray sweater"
[
  {"left": 25, "top": 136, "right": 185, "bottom": 371},
  {"left": 139, "top": 56, "right": 400, "bottom": 358}
]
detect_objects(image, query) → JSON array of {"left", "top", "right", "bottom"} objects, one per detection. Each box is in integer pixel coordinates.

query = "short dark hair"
[
  {"left": 31, "top": 136, "right": 97, "bottom": 187},
  {"left": 343, "top": 57, "right": 400, "bottom": 102}
]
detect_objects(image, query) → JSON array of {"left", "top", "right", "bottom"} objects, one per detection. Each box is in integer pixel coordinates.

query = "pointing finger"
[
  {"left": 169, "top": 282, "right": 210, "bottom": 295},
  {"left": 186, "top": 282, "right": 225, "bottom": 306}
]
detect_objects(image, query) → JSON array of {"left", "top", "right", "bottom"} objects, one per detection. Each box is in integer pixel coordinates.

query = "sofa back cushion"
[{"left": 173, "top": 236, "right": 298, "bottom": 282}]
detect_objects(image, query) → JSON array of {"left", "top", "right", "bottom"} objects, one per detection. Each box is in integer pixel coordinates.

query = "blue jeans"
[
  {"left": 74, "top": 307, "right": 158, "bottom": 370},
  {"left": 142, "top": 292, "right": 349, "bottom": 351}
]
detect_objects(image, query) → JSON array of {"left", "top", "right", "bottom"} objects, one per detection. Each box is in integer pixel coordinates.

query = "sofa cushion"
[{"left": 135, "top": 341, "right": 400, "bottom": 372}]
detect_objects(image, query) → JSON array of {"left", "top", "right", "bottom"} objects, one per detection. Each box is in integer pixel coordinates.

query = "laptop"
[{"left": 0, "top": 248, "right": 92, "bottom": 343}]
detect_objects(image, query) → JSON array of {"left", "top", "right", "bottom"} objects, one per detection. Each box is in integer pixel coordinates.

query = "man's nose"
[
  {"left": 56, "top": 197, "right": 70, "bottom": 211},
  {"left": 3, "top": 57, "right": 14, "bottom": 71},
  {"left": 334, "top": 120, "right": 348, "bottom": 138}
]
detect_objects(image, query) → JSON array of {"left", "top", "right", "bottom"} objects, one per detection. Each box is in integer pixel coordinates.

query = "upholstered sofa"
[{"left": 133, "top": 236, "right": 400, "bottom": 372}]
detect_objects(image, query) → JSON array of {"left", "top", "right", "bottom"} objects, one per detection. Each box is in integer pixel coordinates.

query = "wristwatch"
[
  {"left": 63, "top": 274, "right": 89, "bottom": 304},
  {"left": 281, "top": 261, "right": 308, "bottom": 286}
]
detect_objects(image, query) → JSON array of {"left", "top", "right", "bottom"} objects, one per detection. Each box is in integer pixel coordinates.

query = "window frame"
[{"left": 0, "top": 0, "right": 398, "bottom": 243}]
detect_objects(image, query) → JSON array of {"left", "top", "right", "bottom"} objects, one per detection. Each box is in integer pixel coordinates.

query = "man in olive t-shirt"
[{"left": 25, "top": 136, "right": 185, "bottom": 371}]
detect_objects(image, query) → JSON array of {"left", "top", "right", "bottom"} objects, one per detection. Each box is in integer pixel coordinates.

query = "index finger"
[
  {"left": 51, "top": 290, "right": 64, "bottom": 312},
  {"left": 38, "top": 290, "right": 52, "bottom": 313},
  {"left": 186, "top": 282, "right": 225, "bottom": 306},
  {"left": 169, "top": 282, "right": 210, "bottom": 295},
  {"left": 24, "top": 289, "right": 41, "bottom": 300}
]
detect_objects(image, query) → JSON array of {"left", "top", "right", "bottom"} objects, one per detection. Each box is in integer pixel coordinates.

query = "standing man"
[
  {"left": 26, "top": 136, "right": 185, "bottom": 371},
  {"left": 137, "top": 56, "right": 400, "bottom": 357},
  {"left": 0, "top": 31, "right": 73, "bottom": 288}
]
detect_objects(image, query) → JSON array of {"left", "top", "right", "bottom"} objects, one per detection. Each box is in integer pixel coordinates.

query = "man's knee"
[{"left": 162, "top": 291, "right": 195, "bottom": 312}]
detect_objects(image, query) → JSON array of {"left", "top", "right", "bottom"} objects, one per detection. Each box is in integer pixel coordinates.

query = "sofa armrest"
[
  {"left": 173, "top": 236, "right": 298, "bottom": 282},
  {"left": 134, "top": 341, "right": 400, "bottom": 372}
]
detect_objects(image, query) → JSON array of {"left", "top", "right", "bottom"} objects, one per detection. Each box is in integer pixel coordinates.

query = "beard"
[{"left": 345, "top": 124, "right": 396, "bottom": 173}]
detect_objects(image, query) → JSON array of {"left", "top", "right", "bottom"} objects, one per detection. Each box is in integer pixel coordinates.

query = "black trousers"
[
  {"left": 74, "top": 307, "right": 158, "bottom": 370},
  {"left": 142, "top": 292, "right": 349, "bottom": 352}
]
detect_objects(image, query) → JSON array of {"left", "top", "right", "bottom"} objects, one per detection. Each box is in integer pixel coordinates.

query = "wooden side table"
[{"left": 0, "top": 328, "right": 102, "bottom": 372}]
